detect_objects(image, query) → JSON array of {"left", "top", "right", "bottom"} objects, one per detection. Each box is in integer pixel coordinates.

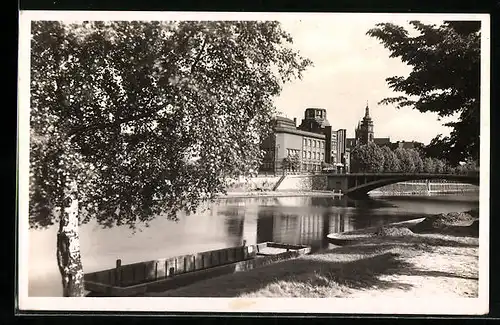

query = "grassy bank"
[{"left": 147, "top": 210, "right": 479, "bottom": 298}]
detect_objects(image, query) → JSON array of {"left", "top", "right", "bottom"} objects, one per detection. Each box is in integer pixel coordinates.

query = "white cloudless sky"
[{"left": 273, "top": 15, "right": 456, "bottom": 144}]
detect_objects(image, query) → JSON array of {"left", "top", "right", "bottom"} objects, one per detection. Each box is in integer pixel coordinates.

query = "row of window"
[
  {"left": 302, "top": 150, "right": 324, "bottom": 161},
  {"left": 259, "top": 162, "right": 322, "bottom": 171},
  {"left": 303, "top": 138, "right": 325, "bottom": 149},
  {"left": 303, "top": 163, "right": 322, "bottom": 171},
  {"left": 261, "top": 162, "right": 274, "bottom": 169},
  {"left": 286, "top": 148, "right": 300, "bottom": 157}
]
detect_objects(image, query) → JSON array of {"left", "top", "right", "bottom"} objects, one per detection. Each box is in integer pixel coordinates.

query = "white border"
[{"left": 17, "top": 11, "right": 490, "bottom": 315}]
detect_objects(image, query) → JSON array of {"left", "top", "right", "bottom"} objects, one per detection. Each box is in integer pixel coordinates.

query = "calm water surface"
[{"left": 28, "top": 193, "right": 479, "bottom": 297}]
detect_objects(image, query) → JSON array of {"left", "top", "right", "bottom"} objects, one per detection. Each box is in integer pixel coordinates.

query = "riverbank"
[
  {"left": 147, "top": 209, "right": 479, "bottom": 298},
  {"left": 218, "top": 190, "right": 339, "bottom": 199}
]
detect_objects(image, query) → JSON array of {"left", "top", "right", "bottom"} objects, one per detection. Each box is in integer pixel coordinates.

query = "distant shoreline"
[
  {"left": 217, "top": 189, "right": 479, "bottom": 200},
  {"left": 217, "top": 190, "right": 337, "bottom": 199}
]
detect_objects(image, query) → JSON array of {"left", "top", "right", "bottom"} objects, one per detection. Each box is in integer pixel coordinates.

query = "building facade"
[
  {"left": 336, "top": 128, "right": 347, "bottom": 165},
  {"left": 259, "top": 108, "right": 348, "bottom": 174}
]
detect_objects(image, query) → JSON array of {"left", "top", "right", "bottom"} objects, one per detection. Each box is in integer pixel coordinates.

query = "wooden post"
[{"left": 115, "top": 259, "right": 122, "bottom": 286}]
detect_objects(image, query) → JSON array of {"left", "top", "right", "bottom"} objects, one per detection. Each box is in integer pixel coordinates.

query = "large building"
[{"left": 259, "top": 108, "right": 348, "bottom": 174}]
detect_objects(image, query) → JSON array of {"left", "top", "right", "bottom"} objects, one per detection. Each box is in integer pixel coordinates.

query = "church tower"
[{"left": 354, "top": 102, "right": 374, "bottom": 146}]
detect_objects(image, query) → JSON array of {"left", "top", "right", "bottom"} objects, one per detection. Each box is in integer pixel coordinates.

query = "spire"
[{"left": 365, "top": 101, "right": 370, "bottom": 118}]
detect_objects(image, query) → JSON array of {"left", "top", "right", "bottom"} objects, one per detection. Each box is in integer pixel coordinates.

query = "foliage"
[
  {"left": 29, "top": 20, "right": 312, "bottom": 229},
  {"left": 422, "top": 134, "right": 452, "bottom": 161},
  {"left": 367, "top": 21, "right": 481, "bottom": 165},
  {"left": 350, "top": 142, "right": 385, "bottom": 173},
  {"left": 454, "top": 158, "right": 479, "bottom": 175},
  {"left": 351, "top": 141, "right": 461, "bottom": 175},
  {"left": 423, "top": 157, "right": 436, "bottom": 173},
  {"left": 394, "top": 148, "right": 416, "bottom": 173},
  {"left": 282, "top": 154, "right": 301, "bottom": 172},
  {"left": 408, "top": 149, "right": 424, "bottom": 173},
  {"left": 434, "top": 158, "right": 446, "bottom": 173},
  {"left": 381, "top": 145, "right": 401, "bottom": 172}
]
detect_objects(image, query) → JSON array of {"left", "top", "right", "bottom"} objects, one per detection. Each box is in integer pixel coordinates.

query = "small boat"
[
  {"left": 326, "top": 233, "right": 373, "bottom": 246},
  {"left": 84, "top": 242, "right": 311, "bottom": 297}
]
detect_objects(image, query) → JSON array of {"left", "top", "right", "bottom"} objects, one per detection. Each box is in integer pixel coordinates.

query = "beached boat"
[
  {"left": 326, "top": 233, "right": 373, "bottom": 246},
  {"left": 84, "top": 242, "right": 311, "bottom": 297}
]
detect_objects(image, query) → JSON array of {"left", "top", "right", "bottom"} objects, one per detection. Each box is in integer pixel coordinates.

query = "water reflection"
[
  {"left": 248, "top": 194, "right": 478, "bottom": 253},
  {"left": 255, "top": 211, "right": 344, "bottom": 252}
]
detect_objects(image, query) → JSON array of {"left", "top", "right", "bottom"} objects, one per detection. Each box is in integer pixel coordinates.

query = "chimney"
[{"left": 293, "top": 118, "right": 297, "bottom": 126}]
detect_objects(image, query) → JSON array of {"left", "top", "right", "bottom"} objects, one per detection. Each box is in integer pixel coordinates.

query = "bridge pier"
[
  {"left": 327, "top": 175, "right": 349, "bottom": 194},
  {"left": 345, "top": 191, "right": 370, "bottom": 199}
]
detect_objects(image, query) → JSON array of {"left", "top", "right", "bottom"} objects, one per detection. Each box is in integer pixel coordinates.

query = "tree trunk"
[{"left": 56, "top": 179, "right": 85, "bottom": 297}]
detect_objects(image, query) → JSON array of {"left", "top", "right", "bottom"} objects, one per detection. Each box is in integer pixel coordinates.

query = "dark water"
[{"left": 28, "top": 193, "right": 479, "bottom": 297}]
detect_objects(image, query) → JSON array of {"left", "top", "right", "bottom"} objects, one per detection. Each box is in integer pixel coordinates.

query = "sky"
[{"left": 273, "top": 15, "right": 454, "bottom": 145}]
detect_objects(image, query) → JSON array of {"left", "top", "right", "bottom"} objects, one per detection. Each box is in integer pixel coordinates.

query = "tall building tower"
[
  {"left": 298, "top": 108, "right": 333, "bottom": 164},
  {"left": 354, "top": 103, "right": 374, "bottom": 146}
]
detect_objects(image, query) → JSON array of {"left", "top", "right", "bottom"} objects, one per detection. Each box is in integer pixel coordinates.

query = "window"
[
  {"left": 321, "top": 153, "right": 324, "bottom": 160},
  {"left": 303, "top": 138, "right": 307, "bottom": 146},
  {"left": 308, "top": 151, "right": 311, "bottom": 159},
  {"left": 314, "top": 140, "right": 317, "bottom": 147},
  {"left": 308, "top": 139, "right": 312, "bottom": 147},
  {"left": 303, "top": 150, "right": 306, "bottom": 158},
  {"left": 313, "top": 152, "right": 316, "bottom": 160}
]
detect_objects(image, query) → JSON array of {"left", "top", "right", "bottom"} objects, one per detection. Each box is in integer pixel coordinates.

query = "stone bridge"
[{"left": 326, "top": 172, "right": 479, "bottom": 198}]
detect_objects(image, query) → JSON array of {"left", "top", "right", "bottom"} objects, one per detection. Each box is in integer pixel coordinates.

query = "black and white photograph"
[{"left": 17, "top": 11, "right": 490, "bottom": 314}]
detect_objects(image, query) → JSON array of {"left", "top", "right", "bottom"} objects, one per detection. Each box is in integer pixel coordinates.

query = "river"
[{"left": 27, "top": 192, "right": 479, "bottom": 297}]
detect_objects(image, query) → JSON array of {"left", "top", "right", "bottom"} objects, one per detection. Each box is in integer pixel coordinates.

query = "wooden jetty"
[{"left": 84, "top": 242, "right": 311, "bottom": 297}]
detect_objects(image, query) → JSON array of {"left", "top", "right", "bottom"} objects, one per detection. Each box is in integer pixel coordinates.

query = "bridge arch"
[{"left": 342, "top": 173, "right": 479, "bottom": 197}]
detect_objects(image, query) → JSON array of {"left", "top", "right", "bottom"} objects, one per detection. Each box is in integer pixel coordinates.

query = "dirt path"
[{"left": 347, "top": 244, "right": 478, "bottom": 299}]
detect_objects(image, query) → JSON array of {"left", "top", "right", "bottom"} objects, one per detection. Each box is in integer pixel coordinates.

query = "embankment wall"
[
  {"left": 226, "top": 176, "right": 478, "bottom": 194},
  {"left": 225, "top": 176, "right": 282, "bottom": 192},
  {"left": 273, "top": 175, "right": 328, "bottom": 191}
]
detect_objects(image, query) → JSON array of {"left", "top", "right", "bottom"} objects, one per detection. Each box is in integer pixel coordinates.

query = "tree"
[
  {"left": 381, "top": 145, "right": 401, "bottom": 172},
  {"left": 289, "top": 154, "right": 301, "bottom": 172},
  {"left": 351, "top": 143, "right": 385, "bottom": 173},
  {"left": 29, "top": 21, "right": 311, "bottom": 296},
  {"left": 394, "top": 148, "right": 415, "bottom": 173},
  {"left": 282, "top": 154, "right": 301, "bottom": 173},
  {"left": 455, "top": 158, "right": 479, "bottom": 174},
  {"left": 433, "top": 158, "right": 446, "bottom": 173},
  {"left": 422, "top": 134, "right": 451, "bottom": 161},
  {"left": 408, "top": 149, "right": 424, "bottom": 173},
  {"left": 367, "top": 21, "right": 480, "bottom": 165},
  {"left": 423, "top": 157, "right": 435, "bottom": 173}
]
